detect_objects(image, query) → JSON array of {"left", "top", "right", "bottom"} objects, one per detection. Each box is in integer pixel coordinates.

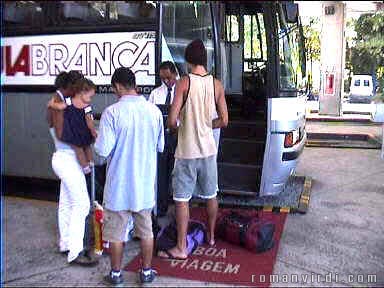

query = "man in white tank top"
[{"left": 158, "top": 39, "right": 228, "bottom": 260}]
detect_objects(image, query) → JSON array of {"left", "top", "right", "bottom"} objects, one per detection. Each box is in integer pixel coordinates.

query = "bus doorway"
[
  {"left": 160, "top": 1, "right": 306, "bottom": 199},
  {"left": 217, "top": 1, "right": 307, "bottom": 198},
  {"left": 217, "top": 2, "right": 270, "bottom": 197}
]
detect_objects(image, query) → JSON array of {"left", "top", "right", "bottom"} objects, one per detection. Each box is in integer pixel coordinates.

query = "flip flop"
[{"left": 157, "top": 250, "right": 187, "bottom": 261}]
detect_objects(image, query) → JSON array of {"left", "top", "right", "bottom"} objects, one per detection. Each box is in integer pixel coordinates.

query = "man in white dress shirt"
[
  {"left": 149, "top": 61, "right": 178, "bottom": 216},
  {"left": 148, "top": 61, "right": 178, "bottom": 105}
]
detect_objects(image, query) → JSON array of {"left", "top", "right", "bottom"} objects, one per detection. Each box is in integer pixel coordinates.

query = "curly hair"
[{"left": 72, "top": 77, "right": 96, "bottom": 95}]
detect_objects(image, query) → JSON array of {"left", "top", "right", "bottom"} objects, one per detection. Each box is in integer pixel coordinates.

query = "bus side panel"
[
  {"left": 260, "top": 96, "right": 306, "bottom": 196},
  {"left": 3, "top": 92, "right": 116, "bottom": 180},
  {"left": 3, "top": 92, "right": 54, "bottom": 179}
]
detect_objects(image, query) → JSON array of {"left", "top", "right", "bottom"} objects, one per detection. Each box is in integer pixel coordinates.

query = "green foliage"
[
  {"left": 303, "top": 17, "right": 320, "bottom": 62},
  {"left": 302, "top": 17, "right": 320, "bottom": 89},
  {"left": 349, "top": 12, "right": 384, "bottom": 90}
]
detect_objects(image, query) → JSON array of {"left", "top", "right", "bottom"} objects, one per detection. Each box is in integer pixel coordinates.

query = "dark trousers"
[{"left": 157, "top": 131, "right": 177, "bottom": 217}]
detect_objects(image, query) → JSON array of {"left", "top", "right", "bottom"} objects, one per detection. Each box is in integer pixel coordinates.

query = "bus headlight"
[{"left": 284, "top": 129, "right": 300, "bottom": 148}]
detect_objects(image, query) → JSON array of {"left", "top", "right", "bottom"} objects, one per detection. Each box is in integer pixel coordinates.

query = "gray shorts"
[{"left": 172, "top": 155, "right": 218, "bottom": 202}]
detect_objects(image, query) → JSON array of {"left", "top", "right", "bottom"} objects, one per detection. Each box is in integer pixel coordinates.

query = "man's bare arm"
[
  {"left": 212, "top": 79, "right": 228, "bottom": 129},
  {"left": 167, "top": 76, "right": 188, "bottom": 130}
]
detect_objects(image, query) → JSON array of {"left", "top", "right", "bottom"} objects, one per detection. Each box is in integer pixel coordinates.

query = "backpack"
[
  {"left": 155, "top": 220, "right": 206, "bottom": 255},
  {"left": 216, "top": 210, "right": 275, "bottom": 253}
]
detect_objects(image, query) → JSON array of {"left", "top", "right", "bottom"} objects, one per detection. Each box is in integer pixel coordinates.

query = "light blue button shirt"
[{"left": 94, "top": 95, "right": 164, "bottom": 212}]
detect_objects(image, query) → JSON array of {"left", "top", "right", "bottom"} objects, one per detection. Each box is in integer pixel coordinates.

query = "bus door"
[
  {"left": 224, "top": 4, "right": 243, "bottom": 97},
  {"left": 213, "top": 2, "right": 269, "bottom": 197},
  {"left": 222, "top": 2, "right": 268, "bottom": 118}
]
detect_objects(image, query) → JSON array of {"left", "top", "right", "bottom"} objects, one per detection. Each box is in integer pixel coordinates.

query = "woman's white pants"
[{"left": 52, "top": 150, "right": 90, "bottom": 262}]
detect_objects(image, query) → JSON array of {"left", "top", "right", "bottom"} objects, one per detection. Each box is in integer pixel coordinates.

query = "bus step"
[
  {"left": 228, "top": 113, "right": 266, "bottom": 121},
  {"left": 227, "top": 107, "right": 242, "bottom": 118},
  {"left": 222, "top": 121, "right": 266, "bottom": 140},
  {"left": 219, "top": 189, "right": 258, "bottom": 197},
  {"left": 218, "top": 163, "right": 261, "bottom": 192},
  {"left": 218, "top": 138, "right": 265, "bottom": 165}
]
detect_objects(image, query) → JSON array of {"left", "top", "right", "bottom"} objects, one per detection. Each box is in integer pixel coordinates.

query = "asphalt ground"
[{"left": 2, "top": 145, "right": 384, "bottom": 287}]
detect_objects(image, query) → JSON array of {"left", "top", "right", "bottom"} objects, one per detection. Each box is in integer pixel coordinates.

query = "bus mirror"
[{"left": 284, "top": 3, "right": 298, "bottom": 23}]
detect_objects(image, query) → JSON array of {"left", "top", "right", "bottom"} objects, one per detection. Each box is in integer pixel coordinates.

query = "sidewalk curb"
[
  {"left": 306, "top": 132, "right": 381, "bottom": 149},
  {"left": 191, "top": 176, "right": 313, "bottom": 214},
  {"left": 306, "top": 117, "right": 372, "bottom": 123}
]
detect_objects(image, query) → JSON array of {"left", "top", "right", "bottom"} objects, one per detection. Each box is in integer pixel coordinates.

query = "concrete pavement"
[{"left": 2, "top": 147, "right": 384, "bottom": 287}]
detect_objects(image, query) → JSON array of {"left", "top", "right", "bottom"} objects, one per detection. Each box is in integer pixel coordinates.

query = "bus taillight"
[{"left": 284, "top": 130, "right": 299, "bottom": 148}]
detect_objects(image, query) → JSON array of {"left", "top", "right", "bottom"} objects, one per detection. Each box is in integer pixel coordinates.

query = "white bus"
[{"left": 2, "top": 1, "right": 307, "bottom": 200}]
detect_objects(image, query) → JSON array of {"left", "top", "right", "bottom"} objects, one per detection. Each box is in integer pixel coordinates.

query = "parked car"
[{"left": 349, "top": 75, "right": 374, "bottom": 104}]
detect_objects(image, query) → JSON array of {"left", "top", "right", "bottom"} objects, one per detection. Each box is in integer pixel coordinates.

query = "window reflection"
[
  {"left": 59, "top": 1, "right": 106, "bottom": 24},
  {"left": 109, "top": 1, "right": 156, "bottom": 22},
  {"left": 4, "top": 1, "right": 44, "bottom": 26},
  {"left": 162, "top": 2, "right": 215, "bottom": 76}
]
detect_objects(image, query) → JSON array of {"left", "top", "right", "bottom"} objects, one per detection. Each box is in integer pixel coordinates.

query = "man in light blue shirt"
[{"left": 95, "top": 67, "right": 164, "bottom": 285}]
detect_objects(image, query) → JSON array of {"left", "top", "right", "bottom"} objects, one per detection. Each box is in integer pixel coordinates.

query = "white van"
[{"left": 349, "top": 75, "right": 374, "bottom": 103}]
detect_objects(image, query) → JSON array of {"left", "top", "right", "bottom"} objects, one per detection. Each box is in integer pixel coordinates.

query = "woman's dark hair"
[
  {"left": 111, "top": 67, "right": 136, "bottom": 90},
  {"left": 159, "top": 61, "right": 177, "bottom": 74},
  {"left": 54, "top": 72, "right": 70, "bottom": 89},
  {"left": 184, "top": 39, "right": 207, "bottom": 68},
  {"left": 68, "top": 70, "right": 84, "bottom": 85},
  {"left": 72, "top": 78, "right": 96, "bottom": 95}
]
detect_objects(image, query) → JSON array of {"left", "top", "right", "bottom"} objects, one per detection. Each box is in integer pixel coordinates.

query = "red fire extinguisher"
[{"left": 325, "top": 73, "right": 334, "bottom": 95}]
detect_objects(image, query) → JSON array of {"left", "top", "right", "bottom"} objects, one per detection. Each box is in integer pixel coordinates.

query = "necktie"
[{"left": 165, "top": 86, "right": 172, "bottom": 105}]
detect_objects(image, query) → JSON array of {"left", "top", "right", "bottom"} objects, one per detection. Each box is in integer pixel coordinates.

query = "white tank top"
[
  {"left": 175, "top": 74, "right": 217, "bottom": 159},
  {"left": 49, "top": 127, "right": 72, "bottom": 152}
]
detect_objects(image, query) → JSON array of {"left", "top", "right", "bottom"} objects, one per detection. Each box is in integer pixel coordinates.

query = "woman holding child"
[{"left": 47, "top": 71, "right": 98, "bottom": 266}]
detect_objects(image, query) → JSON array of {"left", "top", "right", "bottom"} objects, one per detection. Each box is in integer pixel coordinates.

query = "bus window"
[
  {"left": 3, "top": 1, "right": 44, "bottom": 27},
  {"left": 162, "top": 2, "right": 215, "bottom": 76},
  {"left": 277, "top": 4, "right": 305, "bottom": 93},
  {"left": 243, "top": 13, "right": 267, "bottom": 72},
  {"left": 109, "top": 1, "right": 156, "bottom": 23},
  {"left": 225, "top": 15, "right": 239, "bottom": 43},
  {"left": 59, "top": 1, "right": 106, "bottom": 24}
]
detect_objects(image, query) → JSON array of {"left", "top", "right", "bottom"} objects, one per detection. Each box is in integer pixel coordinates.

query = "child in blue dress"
[{"left": 48, "top": 76, "right": 97, "bottom": 174}]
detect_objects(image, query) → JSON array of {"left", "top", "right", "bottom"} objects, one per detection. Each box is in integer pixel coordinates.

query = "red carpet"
[{"left": 124, "top": 207, "right": 287, "bottom": 287}]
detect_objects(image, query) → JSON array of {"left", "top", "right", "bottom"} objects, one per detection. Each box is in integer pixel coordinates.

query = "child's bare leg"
[
  {"left": 84, "top": 146, "right": 94, "bottom": 164},
  {"left": 71, "top": 145, "right": 90, "bottom": 173}
]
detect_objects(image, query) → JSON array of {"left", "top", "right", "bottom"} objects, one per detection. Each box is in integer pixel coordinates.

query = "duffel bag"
[
  {"left": 245, "top": 218, "right": 275, "bottom": 253},
  {"left": 156, "top": 219, "right": 206, "bottom": 255},
  {"left": 216, "top": 210, "right": 275, "bottom": 253}
]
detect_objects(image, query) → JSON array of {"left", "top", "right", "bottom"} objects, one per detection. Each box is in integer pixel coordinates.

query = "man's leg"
[
  {"left": 103, "top": 209, "right": 128, "bottom": 284},
  {"left": 157, "top": 200, "right": 189, "bottom": 259},
  {"left": 158, "top": 159, "right": 194, "bottom": 259},
  {"left": 135, "top": 209, "right": 157, "bottom": 283},
  {"left": 140, "top": 238, "right": 154, "bottom": 269},
  {"left": 206, "top": 197, "right": 218, "bottom": 245},
  {"left": 196, "top": 155, "right": 218, "bottom": 245},
  {"left": 110, "top": 241, "right": 124, "bottom": 271},
  {"left": 174, "top": 200, "right": 189, "bottom": 255}
]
